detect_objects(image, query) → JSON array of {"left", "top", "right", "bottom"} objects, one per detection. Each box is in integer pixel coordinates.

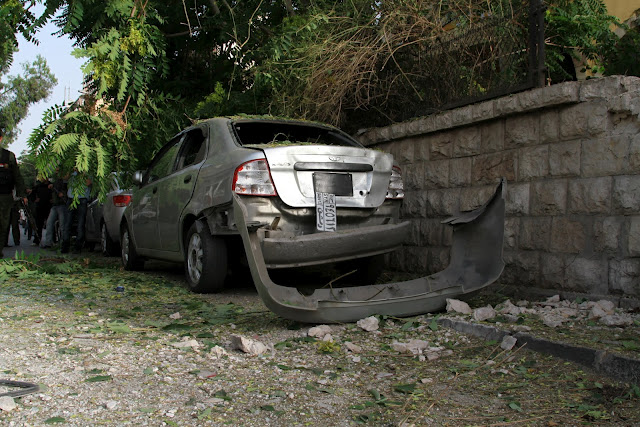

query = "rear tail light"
[
  {"left": 386, "top": 166, "right": 404, "bottom": 199},
  {"left": 113, "top": 194, "right": 132, "bottom": 207},
  {"left": 233, "top": 159, "right": 277, "bottom": 196}
]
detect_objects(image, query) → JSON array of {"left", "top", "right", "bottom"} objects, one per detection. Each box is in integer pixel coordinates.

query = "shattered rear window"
[{"left": 233, "top": 121, "right": 363, "bottom": 148}]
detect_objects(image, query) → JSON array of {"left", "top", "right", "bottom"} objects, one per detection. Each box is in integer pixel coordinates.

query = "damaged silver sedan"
[{"left": 120, "top": 117, "right": 505, "bottom": 323}]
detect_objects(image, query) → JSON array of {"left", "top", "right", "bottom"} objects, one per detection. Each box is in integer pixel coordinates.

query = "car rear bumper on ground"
[{"left": 260, "top": 221, "right": 411, "bottom": 268}]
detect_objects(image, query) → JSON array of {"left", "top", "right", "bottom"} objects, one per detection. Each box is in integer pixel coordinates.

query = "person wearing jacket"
[
  {"left": 0, "top": 130, "right": 27, "bottom": 258},
  {"left": 40, "top": 172, "right": 68, "bottom": 249}
]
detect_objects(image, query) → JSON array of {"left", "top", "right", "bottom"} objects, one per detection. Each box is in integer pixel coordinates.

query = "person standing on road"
[
  {"left": 5, "top": 197, "right": 21, "bottom": 247},
  {"left": 40, "top": 172, "right": 68, "bottom": 249},
  {"left": 62, "top": 171, "right": 92, "bottom": 254},
  {"left": 0, "top": 130, "right": 27, "bottom": 258},
  {"left": 28, "top": 178, "right": 53, "bottom": 246}
]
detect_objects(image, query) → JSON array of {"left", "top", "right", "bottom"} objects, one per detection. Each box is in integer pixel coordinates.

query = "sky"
[{"left": 7, "top": 16, "right": 85, "bottom": 155}]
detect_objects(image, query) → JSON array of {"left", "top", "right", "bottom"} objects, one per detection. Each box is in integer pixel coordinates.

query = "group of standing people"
[{"left": 0, "top": 130, "right": 92, "bottom": 257}]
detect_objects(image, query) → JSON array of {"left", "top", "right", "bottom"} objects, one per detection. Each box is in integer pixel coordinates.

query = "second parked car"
[{"left": 86, "top": 174, "right": 131, "bottom": 256}]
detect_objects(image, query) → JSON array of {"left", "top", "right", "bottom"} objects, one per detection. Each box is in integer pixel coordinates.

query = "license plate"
[{"left": 316, "top": 192, "right": 337, "bottom": 232}]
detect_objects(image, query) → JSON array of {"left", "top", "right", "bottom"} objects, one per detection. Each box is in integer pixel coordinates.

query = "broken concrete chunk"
[
  {"left": 546, "top": 295, "right": 561, "bottom": 303},
  {"left": 446, "top": 298, "right": 472, "bottom": 314},
  {"left": 171, "top": 339, "right": 200, "bottom": 349},
  {"left": 104, "top": 400, "right": 118, "bottom": 410},
  {"left": 230, "top": 334, "right": 268, "bottom": 355},
  {"left": 498, "top": 300, "right": 522, "bottom": 316},
  {"left": 540, "top": 313, "right": 564, "bottom": 328},
  {"left": 0, "top": 396, "right": 16, "bottom": 412},
  {"left": 344, "top": 341, "right": 362, "bottom": 354},
  {"left": 322, "top": 334, "right": 334, "bottom": 342},
  {"left": 473, "top": 305, "right": 497, "bottom": 322},
  {"left": 391, "top": 339, "right": 430, "bottom": 355},
  {"left": 599, "top": 314, "right": 634, "bottom": 327},
  {"left": 356, "top": 316, "right": 379, "bottom": 332},
  {"left": 501, "top": 335, "right": 517, "bottom": 350},
  {"left": 209, "top": 346, "right": 228, "bottom": 359},
  {"left": 308, "top": 325, "right": 332, "bottom": 338},
  {"left": 595, "top": 300, "right": 616, "bottom": 315},
  {"left": 169, "top": 312, "right": 182, "bottom": 320},
  {"left": 589, "top": 305, "right": 608, "bottom": 320}
]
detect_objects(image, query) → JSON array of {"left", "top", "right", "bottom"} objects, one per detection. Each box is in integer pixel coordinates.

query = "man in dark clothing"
[
  {"left": 41, "top": 173, "right": 68, "bottom": 248},
  {"left": 5, "top": 199, "right": 20, "bottom": 247},
  {"left": 28, "top": 178, "right": 53, "bottom": 245},
  {"left": 0, "top": 131, "right": 27, "bottom": 258}
]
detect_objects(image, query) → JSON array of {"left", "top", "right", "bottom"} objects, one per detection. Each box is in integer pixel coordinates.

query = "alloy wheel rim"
[{"left": 187, "top": 233, "right": 203, "bottom": 283}]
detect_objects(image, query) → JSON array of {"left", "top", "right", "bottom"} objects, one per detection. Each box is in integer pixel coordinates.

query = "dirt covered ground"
[{"left": 0, "top": 254, "right": 639, "bottom": 426}]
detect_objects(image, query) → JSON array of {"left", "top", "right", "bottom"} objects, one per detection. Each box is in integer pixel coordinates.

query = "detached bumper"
[{"left": 261, "top": 222, "right": 410, "bottom": 268}]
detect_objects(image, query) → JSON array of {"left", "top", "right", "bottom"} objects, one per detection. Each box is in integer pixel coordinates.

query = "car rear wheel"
[
  {"left": 185, "top": 222, "right": 227, "bottom": 293},
  {"left": 101, "top": 222, "right": 119, "bottom": 256},
  {"left": 121, "top": 224, "right": 144, "bottom": 270}
]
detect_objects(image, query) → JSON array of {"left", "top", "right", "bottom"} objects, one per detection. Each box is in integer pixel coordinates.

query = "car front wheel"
[
  {"left": 185, "top": 222, "right": 227, "bottom": 293},
  {"left": 121, "top": 224, "right": 144, "bottom": 270}
]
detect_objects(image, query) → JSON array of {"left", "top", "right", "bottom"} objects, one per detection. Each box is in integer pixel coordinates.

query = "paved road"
[{"left": 3, "top": 225, "right": 51, "bottom": 259}]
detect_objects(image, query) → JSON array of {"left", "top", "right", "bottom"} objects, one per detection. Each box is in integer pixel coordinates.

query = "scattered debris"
[
  {"left": 344, "top": 342, "right": 362, "bottom": 353},
  {"left": 600, "top": 314, "right": 634, "bottom": 327},
  {"left": 209, "top": 346, "right": 228, "bottom": 359},
  {"left": 391, "top": 339, "right": 430, "bottom": 355},
  {"left": 0, "top": 396, "right": 16, "bottom": 412},
  {"left": 308, "top": 325, "right": 332, "bottom": 338},
  {"left": 169, "top": 312, "right": 182, "bottom": 320},
  {"left": 473, "top": 305, "right": 496, "bottom": 322},
  {"left": 356, "top": 316, "right": 379, "bottom": 332},
  {"left": 446, "top": 298, "right": 472, "bottom": 314},
  {"left": 230, "top": 334, "right": 269, "bottom": 355},
  {"left": 501, "top": 335, "right": 517, "bottom": 350},
  {"left": 171, "top": 339, "right": 200, "bottom": 349},
  {"left": 104, "top": 400, "right": 118, "bottom": 410}
]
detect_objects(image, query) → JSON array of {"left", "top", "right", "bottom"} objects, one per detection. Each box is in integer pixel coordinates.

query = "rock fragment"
[
  {"left": 230, "top": 334, "right": 268, "bottom": 355},
  {"left": 209, "top": 346, "right": 228, "bottom": 359},
  {"left": 171, "top": 339, "right": 200, "bottom": 349},
  {"left": 600, "top": 314, "right": 634, "bottom": 327},
  {"left": 344, "top": 342, "right": 362, "bottom": 353},
  {"left": 391, "top": 339, "right": 430, "bottom": 355},
  {"left": 501, "top": 335, "right": 517, "bottom": 350},
  {"left": 473, "top": 306, "right": 496, "bottom": 321},
  {"left": 356, "top": 316, "right": 379, "bottom": 332},
  {"left": 308, "top": 325, "right": 332, "bottom": 338},
  {"left": 0, "top": 396, "right": 16, "bottom": 412},
  {"left": 446, "top": 298, "right": 472, "bottom": 314}
]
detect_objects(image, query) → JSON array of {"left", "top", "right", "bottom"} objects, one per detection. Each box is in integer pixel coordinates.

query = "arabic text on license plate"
[{"left": 316, "top": 192, "right": 337, "bottom": 232}]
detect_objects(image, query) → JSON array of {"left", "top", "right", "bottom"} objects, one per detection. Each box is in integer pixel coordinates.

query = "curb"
[{"left": 437, "top": 317, "right": 640, "bottom": 385}]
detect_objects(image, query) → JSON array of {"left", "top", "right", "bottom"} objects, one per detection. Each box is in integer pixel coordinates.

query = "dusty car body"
[
  {"left": 86, "top": 175, "right": 131, "bottom": 256},
  {"left": 120, "top": 117, "right": 409, "bottom": 293},
  {"left": 120, "top": 117, "right": 506, "bottom": 323}
]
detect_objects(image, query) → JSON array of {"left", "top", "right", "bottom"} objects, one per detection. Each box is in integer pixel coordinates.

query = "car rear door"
[
  {"left": 157, "top": 127, "right": 207, "bottom": 252},
  {"left": 131, "top": 135, "right": 182, "bottom": 250}
]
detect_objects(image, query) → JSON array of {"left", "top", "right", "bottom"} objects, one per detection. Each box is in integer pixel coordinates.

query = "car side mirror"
[{"left": 133, "top": 171, "right": 144, "bottom": 186}]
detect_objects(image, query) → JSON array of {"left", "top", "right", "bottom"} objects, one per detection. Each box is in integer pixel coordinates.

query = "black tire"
[
  {"left": 120, "top": 224, "right": 144, "bottom": 271},
  {"left": 101, "top": 222, "right": 119, "bottom": 256},
  {"left": 343, "top": 254, "right": 385, "bottom": 286},
  {"left": 184, "top": 222, "right": 227, "bottom": 293}
]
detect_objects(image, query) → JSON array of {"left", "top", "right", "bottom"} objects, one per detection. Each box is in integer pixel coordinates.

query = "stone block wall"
[{"left": 359, "top": 76, "right": 640, "bottom": 301}]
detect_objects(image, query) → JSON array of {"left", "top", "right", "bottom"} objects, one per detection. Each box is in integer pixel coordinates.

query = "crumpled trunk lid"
[{"left": 260, "top": 145, "right": 393, "bottom": 208}]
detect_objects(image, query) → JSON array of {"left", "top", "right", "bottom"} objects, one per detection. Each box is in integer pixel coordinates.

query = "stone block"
[
  {"left": 404, "top": 163, "right": 425, "bottom": 191},
  {"left": 518, "top": 145, "right": 549, "bottom": 181},
  {"left": 506, "top": 183, "right": 530, "bottom": 215},
  {"left": 408, "top": 220, "right": 421, "bottom": 246},
  {"left": 565, "top": 257, "right": 608, "bottom": 294},
  {"left": 400, "top": 191, "right": 427, "bottom": 219},
  {"left": 630, "top": 217, "right": 640, "bottom": 257},
  {"left": 449, "top": 157, "right": 472, "bottom": 187},
  {"left": 472, "top": 100, "right": 495, "bottom": 122},
  {"left": 430, "top": 132, "right": 453, "bottom": 159},
  {"left": 394, "top": 139, "right": 416, "bottom": 164},
  {"left": 587, "top": 101, "right": 610, "bottom": 135},
  {"left": 426, "top": 188, "right": 460, "bottom": 216},
  {"left": 390, "top": 123, "right": 410, "bottom": 141},
  {"left": 416, "top": 116, "right": 437, "bottom": 134},
  {"left": 450, "top": 105, "right": 473, "bottom": 127},
  {"left": 593, "top": 217, "right": 623, "bottom": 253},
  {"left": 540, "top": 253, "right": 566, "bottom": 289},
  {"left": 568, "top": 177, "right": 612, "bottom": 214},
  {"left": 420, "top": 219, "right": 444, "bottom": 246},
  {"left": 472, "top": 151, "right": 517, "bottom": 184},
  {"left": 505, "top": 115, "right": 539, "bottom": 148},
  {"left": 452, "top": 126, "right": 481, "bottom": 157},
  {"left": 480, "top": 120, "right": 505, "bottom": 153},
  {"left": 541, "top": 81, "right": 580, "bottom": 105},
  {"left": 550, "top": 217, "right": 587, "bottom": 254},
  {"left": 630, "top": 133, "right": 640, "bottom": 170},
  {"left": 460, "top": 185, "right": 495, "bottom": 211},
  {"left": 609, "top": 259, "right": 640, "bottom": 296},
  {"left": 424, "top": 160, "right": 449, "bottom": 189},
  {"left": 432, "top": 113, "right": 453, "bottom": 133},
  {"left": 428, "top": 247, "right": 450, "bottom": 274},
  {"left": 414, "top": 137, "right": 431, "bottom": 162},
  {"left": 405, "top": 119, "right": 422, "bottom": 136},
  {"left": 403, "top": 246, "right": 430, "bottom": 273},
  {"left": 549, "top": 141, "right": 581, "bottom": 177},
  {"left": 612, "top": 176, "right": 640, "bottom": 214},
  {"left": 495, "top": 94, "right": 519, "bottom": 116},
  {"left": 504, "top": 217, "right": 519, "bottom": 250},
  {"left": 539, "top": 110, "right": 560, "bottom": 143},
  {"left": 559, "top": 103, "right": 592, "bottom": 140},
  {"left": 520, "top": 217, "right": 552, "bottom": 251},
  {"left": 581, "top": 135, "right": 630, "bottom": 177},
  {"left": 579, "top": 76, "right": 625, "bottom": 101},
  {"left": 530, "top": 180, "right": 567, "bottom": 215},
  {"left": 502, "top": 250, "right": 540, "bottom": 287}
]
